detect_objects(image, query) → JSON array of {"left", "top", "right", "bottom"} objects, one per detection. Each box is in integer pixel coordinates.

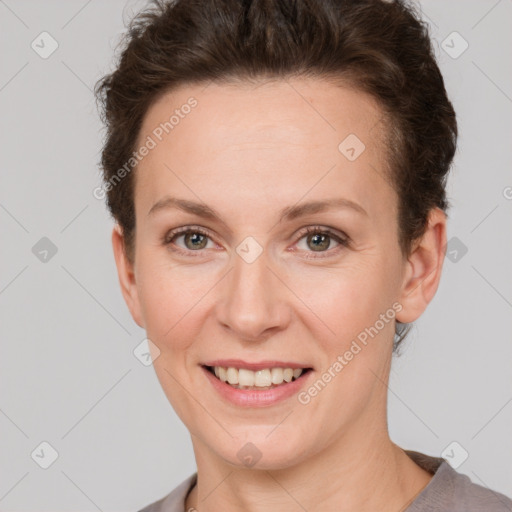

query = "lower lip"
[{"left": 201, "top": 366, "right": 313, "bottom": 407}]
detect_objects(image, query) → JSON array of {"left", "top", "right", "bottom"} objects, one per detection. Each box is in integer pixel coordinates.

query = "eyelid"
[
  {"left": 294, "top": 225, "right": 350, "bottom": 244},
  {"left": 163, "top": 224, "right": 350, "bottom": 258},
  {"left": 162, "top": 225, "right": 219, "bottom": 257},
  {"left": 163, "top": 225, "right": 211, "bottom": 243},
  {"left": 290, "top": 225, "right": 350, "bottom": 258}
]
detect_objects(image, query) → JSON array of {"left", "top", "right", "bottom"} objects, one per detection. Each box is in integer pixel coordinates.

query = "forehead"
[
  {"left": 139, "top": 77, "right": 383, "bottom": 149},
  {"left": 134, "top": 77, "right": 393, "bottom": 223}
]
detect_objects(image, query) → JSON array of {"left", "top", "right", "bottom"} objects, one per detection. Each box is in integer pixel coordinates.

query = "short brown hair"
[{"left": 95, "top": 0, "right": 457, "bottom": 353}]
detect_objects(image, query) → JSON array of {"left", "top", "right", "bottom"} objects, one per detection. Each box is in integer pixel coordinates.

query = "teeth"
[
  {"left": 211, "top": 366, "right": 305, "bottom": 388},
  {"left": 226, "top": 367, "right": 238, "bottom": 385},
  {"left": 283, "top": 368, "right": 293, "bottom": 382},
  {"left": 238, "top": 368, "right": 254, "bottom": 386},
  {"left": 271, "top": 367, "right": 283, "bottom": 384},
  {"left": 218, "top": 367, "right": 227, "bottom": 382},
  {"left": 254, "top": 369, "right": 271, "bottom": 387}
]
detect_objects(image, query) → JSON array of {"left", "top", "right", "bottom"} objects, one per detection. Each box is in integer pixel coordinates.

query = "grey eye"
[
  {"left": 182, "top": 232, "right": 209, "bottom": 250},
  {"left": 306, "top": 232, "right": 332, "bottom": 251}
]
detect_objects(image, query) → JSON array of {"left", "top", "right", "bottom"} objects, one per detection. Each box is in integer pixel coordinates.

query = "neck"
[{"left": 185, "top": 428, "right": 432, "bottom": 512}]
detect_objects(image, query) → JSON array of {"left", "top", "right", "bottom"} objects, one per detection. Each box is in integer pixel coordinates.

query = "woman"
[{"left": 95, "top": 0, "right": 512, "bottom": 510}]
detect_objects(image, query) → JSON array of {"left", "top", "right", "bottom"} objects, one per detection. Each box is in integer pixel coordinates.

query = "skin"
[{"left": 112, "top": 77, "right": 447, "bottom": 511}]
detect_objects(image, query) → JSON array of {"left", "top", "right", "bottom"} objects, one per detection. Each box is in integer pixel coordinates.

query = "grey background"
[{"left": 0, "top": 0, "right": 511, "bottom": 510}]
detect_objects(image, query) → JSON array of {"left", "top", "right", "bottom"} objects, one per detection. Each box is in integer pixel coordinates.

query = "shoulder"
[
  {"left": 137, "top": 473, "right": 197, "bottom": 512},
  {"left": 444, "top": 465, "right": 512, "bottom": 511},
  {"left": 406, "top": 451, "right": 512, "bottom": 512}
]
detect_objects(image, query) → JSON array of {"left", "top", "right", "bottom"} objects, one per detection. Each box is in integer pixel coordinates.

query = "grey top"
[{"left": 138, "top": 450, "right": 512, "bottom": 512}]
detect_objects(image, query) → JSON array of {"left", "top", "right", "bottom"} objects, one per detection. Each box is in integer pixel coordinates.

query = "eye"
[
  {"left": 162, "top": 225, "right": 350, "bottom": 259},
  {"left": 163, "top": 226, "right": 216, "bottom": 256},
  {"left": 294, "top": 226, "right": 349, "bottom": 258}
]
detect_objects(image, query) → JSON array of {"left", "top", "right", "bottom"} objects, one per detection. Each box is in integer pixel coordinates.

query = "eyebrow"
[{"left": 147, "top": 196, "right": 368, "bottom": 222}]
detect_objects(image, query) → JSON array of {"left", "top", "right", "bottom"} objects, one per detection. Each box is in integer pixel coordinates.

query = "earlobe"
[
  {"left": 111, "top": 224, "right": 145, "bottom": 328},
  {"left": 396, "top": 208, "right": 447, "bottom": 324}
]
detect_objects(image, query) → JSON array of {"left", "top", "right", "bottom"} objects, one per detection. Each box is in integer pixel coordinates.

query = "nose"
[{"left": 215, "top": 245, "right": 291, "bottom": 342}]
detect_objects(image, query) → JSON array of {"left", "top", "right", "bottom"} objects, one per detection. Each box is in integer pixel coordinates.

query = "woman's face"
[{"left": 113, "top": 77, "right": 440, "bottom": 469}]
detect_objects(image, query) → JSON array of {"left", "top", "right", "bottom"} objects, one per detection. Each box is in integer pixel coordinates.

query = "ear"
[
  {"left": 111, "top": 224, "right": 145, "bottom": 328},
  {"left": 396, "top": 207, "right": 447, "bottom": 324}
]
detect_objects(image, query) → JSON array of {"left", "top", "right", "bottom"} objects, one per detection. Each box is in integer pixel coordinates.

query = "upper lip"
[{"left": 202, "top": 359, "right": 313, "bottom": 371}]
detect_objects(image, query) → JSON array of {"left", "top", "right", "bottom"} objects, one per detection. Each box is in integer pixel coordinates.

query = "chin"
[{"left": 212, "top": 432, "right": 312, "bottom": 471}]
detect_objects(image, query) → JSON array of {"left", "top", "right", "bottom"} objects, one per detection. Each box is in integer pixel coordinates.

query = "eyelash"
[{"left": 162, "top": 225, "right": 350, "bottom": 259}]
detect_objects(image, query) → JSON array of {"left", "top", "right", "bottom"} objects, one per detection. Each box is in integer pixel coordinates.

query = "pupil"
[
  {"left": 309, "top": 233, "right": 329, "bottom": 251},
  {"left": 186, "top": 232, "right": 206, "bottom": 249}
]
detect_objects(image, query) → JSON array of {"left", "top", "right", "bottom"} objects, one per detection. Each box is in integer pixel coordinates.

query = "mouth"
[{"left": 202, "top": 364, "right": 313, "bottom": 391}]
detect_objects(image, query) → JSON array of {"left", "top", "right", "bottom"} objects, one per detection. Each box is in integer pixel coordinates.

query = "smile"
[
  {"left": 201, "top": 363, "right": 314, "bottom": 407},
  {"left": 205, "top": 365, "right": 311, "bottom": 390}
]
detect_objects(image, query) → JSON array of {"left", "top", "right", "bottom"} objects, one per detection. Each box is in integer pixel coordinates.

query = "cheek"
[
  {"left": 290, "top": 258, "right": 396, "bottom": 341},
  {"left": 291, "top": 265, "right": 397, "bottom": 428},
  {"left": 135, "top": 264, "right": 215, "bottom": 423},
  {"left": 136, "top": 260, "right": 219, "bottom": 347}
]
